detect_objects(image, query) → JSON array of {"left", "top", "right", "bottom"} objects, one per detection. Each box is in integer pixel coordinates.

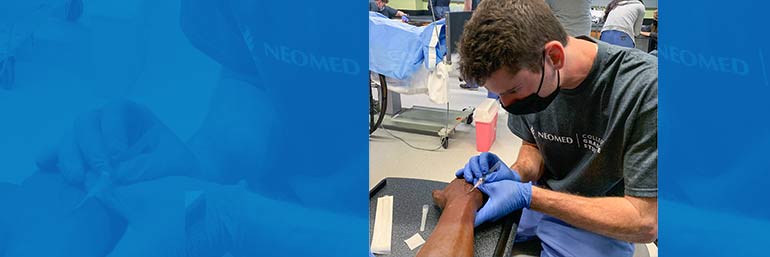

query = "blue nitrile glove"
[
  {"left": 35, "top": 100, "right": 200, "bottom": 188},
  {"left": 474, "top": 180, "right": 532, "bottom": 227},
  {"left": 455, "top": 152, "right": 521, "bottom": 184}
]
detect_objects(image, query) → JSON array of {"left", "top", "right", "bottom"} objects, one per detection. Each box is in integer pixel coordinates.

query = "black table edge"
[{"left": 370, "top": 178, "right": 520, "bottom": 257}]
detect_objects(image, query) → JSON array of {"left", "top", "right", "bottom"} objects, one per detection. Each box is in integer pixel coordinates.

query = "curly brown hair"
[{"left": 458, "top": 0, "right": 568, "bottom": 86}]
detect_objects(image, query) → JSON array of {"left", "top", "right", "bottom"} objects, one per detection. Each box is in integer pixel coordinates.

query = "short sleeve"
[
  {"left": 623, "top": 76, "right": 658, "bottom": 198},
  {"left": 383, "top": 6, "right": 398, "bottom": 18},
  {"left": 507, "top": 113, "right": 536, "bottom": 144}
]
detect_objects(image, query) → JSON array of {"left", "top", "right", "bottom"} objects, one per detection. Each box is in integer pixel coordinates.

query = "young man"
[{"left": 455, "top": 0, "right": 657, "bottom": 256}]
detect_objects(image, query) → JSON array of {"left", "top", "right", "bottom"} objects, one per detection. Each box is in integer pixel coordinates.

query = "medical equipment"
[
  {"left": 371, "top": 195, "right": 394, "bottom": 254},
  {"left": 369, "top": 178, "right": 523, "bottom": 257},
  {"left": 404, "top": 233, "right": 425, "bottom": 250},
  {"left": 420, "top": 204, "right": 429, "bottom": 232},
  {"left": 474, "top": 99, "right": 499, "bottom": 152},
  {"left": 71, "top": 171, "right": 112, "bottom": 212},
  {"left": 369, "top": 11, "right": 475, "bottom": 148},
  {"left": 469, "top": 161, "right": 502, "bottom": 193}
]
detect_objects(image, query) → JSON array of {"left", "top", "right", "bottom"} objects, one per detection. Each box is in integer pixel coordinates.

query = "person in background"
[
  {"left": 546, "top": 0, "right": 592, "bottom": 37},
  {"left": 463, "top": 0, "right": 479, "bottom": 11},
  {"left": 465, "top": 0, "right": 594, "bottom": 36},
  {"left": 600, "top": 0, "right": 646, "bottom": 48},
  {"left": 459, "top": 0, "right": 593, "bottom": 90},
  {"left": 369, "top": 0, "right": 407, "bottom": 19},
  {"left": 430, "top": 0, "right": 451, "bottom": 20},
  {"left": 641, "top": 9, "right": 658, "bottom": 55}
]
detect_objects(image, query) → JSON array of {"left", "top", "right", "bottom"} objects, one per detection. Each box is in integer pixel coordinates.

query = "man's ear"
[{"left": 544, "top": 41, "right": 566, "bottom": 69}]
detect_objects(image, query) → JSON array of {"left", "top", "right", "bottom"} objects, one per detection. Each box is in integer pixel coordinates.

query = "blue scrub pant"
[
  {"left": 515, "top": 209, "right": 635, "bottom": 257},
  {"left": 433, "top": 6, "right": 450, "bottom": 20},
  {"left": 600, "top": 30, "right": 636, "bottom": 48}
]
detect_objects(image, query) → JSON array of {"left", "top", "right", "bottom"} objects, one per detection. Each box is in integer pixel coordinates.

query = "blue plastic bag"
[{"left": 369, "top": 12, "right": 446, "bottom": 80}]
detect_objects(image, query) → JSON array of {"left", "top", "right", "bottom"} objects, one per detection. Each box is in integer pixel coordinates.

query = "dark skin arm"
[{"left": 416, "top": 179, "right": 483, "bottom": 257}]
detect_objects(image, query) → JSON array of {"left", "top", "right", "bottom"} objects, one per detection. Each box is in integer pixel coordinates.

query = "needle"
[{"left": 468, "top": 161, "right": 502, "bottom": 193}]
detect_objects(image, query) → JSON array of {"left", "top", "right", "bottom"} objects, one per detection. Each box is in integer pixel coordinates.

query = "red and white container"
[{"left": 474, "top": 99, "right": 499, "bottom": 152}]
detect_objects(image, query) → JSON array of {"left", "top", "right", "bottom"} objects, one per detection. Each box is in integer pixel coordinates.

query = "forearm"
[
  {"left": 417, "top": 201, "right": 476, "bottom": 257},
  {"left": 529, "top": 187, "right": 657, "bottom": 243},
  {"left": 418, "top": 179, "right": 481, "bottom": 257},
  {"left": 510, "top": 143, "right": 544, "bottom": 182},
  {"left": 384, "top": 6, "right": 401, "bottom": 17}
]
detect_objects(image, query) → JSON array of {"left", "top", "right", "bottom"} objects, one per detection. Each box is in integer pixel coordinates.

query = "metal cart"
[{"left": 368, "top": 11, "right": 475, "bottom": 149}]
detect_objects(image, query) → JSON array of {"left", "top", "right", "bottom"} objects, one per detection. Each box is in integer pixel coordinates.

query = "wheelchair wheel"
[{"left": 369, "top": 74, "right": 388, "bottom": 134}]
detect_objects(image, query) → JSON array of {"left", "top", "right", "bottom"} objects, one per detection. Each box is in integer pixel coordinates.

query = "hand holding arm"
[
  {"left": 455, "top": 143, "right": 544, "bottom": 184},
  {"left": 455, "top": 152, "right": 521, "bottom": 184}
]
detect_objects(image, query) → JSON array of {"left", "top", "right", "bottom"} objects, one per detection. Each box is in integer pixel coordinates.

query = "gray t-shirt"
[
  {"left": 601, "top": 0, "right": 646, "bottom": 38},
  {"left": 546, "top": 0, "right": 592, "bottom": 37},
  {"left": 507, "top": 37, "right": 657, "bottom": 198}
]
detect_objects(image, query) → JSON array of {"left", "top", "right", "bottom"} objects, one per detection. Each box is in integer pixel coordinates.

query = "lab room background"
[{"left": 368, "top": 1, "right": 770, "bottom": 257}]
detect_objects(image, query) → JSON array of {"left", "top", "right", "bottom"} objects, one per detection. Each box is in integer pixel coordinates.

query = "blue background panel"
[
  {"left": 0, "top": 0, "right": 367, "bottom": 256},
  {"left": 660, "top": 1, "right": 770, "bottom": 256}
]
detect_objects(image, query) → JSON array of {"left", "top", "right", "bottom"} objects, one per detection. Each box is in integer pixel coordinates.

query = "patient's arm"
[{"left": 416, "top": 178, "right": 483, "bottom": 257}]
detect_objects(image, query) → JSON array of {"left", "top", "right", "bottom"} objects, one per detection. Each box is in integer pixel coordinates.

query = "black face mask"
[{"left": 499, "top": 54, "right": 561, "bottom": 115}]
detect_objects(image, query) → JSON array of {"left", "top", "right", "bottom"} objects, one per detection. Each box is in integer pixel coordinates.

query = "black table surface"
[{"left": 369, "top": 177, "right": 521, "bottom": 257}]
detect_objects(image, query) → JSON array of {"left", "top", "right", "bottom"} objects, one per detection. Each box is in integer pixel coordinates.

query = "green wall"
[{"left": 388, "top": 0, "right": 466, "bottom": 10}]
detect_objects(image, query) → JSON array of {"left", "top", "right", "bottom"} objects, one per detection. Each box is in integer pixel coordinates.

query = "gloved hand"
[
  {"left": 474, "top": 180, "right": 532, "bottom": 227},
  {"left": 34, "top": 100, "right": 200, "bottom": 188},
  {"left": 455, "top": 152, "right": 521, "bottom": 184}
]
